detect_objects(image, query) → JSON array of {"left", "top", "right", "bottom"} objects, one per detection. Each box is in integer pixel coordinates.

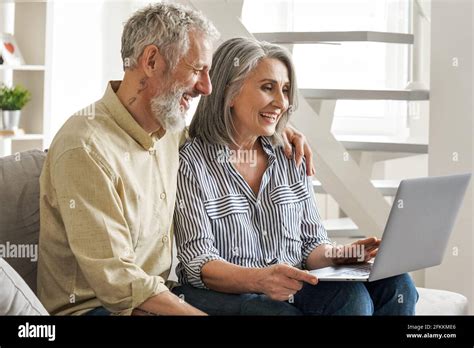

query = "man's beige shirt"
[{"left": 38, "top": 81, "right": 184, "bottom": 315}]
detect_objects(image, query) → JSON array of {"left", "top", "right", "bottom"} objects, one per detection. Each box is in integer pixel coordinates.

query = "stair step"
[
  {"left": 314, "top": 179, "right": 400, "bottom": 196},
  {"left": 301, "top": 88, "right": 429, "bottom": 101},
  {"left": 253, "top": 31, "right": 414, "bottom": 44},
  {"left": 322, "top": 218, "right": 365, "bottom": 238},
  {"left": 335, "top": 135, "right": 428, "bottom": 154}
]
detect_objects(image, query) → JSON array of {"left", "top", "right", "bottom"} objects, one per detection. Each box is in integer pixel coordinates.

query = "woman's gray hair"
[
  {"left": 121, "top": 2, "right": 219, "bottom": 71},
  {"left": 190, "top": 37, "right": 298, "bottom": 146}
]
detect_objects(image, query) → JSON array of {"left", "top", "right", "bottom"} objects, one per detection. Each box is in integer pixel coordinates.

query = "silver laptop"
[{"left": 310, "top": 173, "right": 471, "bottom": 282}]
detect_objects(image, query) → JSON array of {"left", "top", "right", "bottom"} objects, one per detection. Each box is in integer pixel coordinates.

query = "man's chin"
[{"left": 159, "top": 115, "right": 186, "bottom": 133}]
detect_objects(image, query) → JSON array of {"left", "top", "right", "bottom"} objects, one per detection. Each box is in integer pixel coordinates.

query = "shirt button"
[
  {"left": 162, "top": 235, "right": 169, "bottom": 243},
  {"left": 148, "top": 147, "right": 156, "bottom": 155},
  {"left": 160, "top": 192, "right": 166, "bottom": 200},
  {"left": 265, "top": 258, "right": 273, "bottom": 264},
  {"left": 262, "top": 230, "right": 267, "bottom": 237}
]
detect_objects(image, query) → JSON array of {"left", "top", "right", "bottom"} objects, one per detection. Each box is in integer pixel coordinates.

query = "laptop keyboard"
[{"left": 339, "top": 263, "right": 373, "bottom": 277}]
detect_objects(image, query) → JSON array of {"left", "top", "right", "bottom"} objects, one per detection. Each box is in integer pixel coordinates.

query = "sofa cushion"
[
  {"left": 0, "top": 149, "right": 46, "bottom": 294},
  {"left": 416, "top": 287, "right": 468, "bottom": 315},
  {"left": 0, "top": 257, "right": 48, "bottom": 315}
]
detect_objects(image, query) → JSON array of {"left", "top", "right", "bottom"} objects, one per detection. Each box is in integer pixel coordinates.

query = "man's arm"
[{"left": 135, "top": 291, "right": 206, "bottom": 315}]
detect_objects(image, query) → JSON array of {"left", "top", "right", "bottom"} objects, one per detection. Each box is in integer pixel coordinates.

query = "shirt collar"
[
  {"left": 102, "top": 81, "right": 159, "bottom": 151},
  {"left": 259, "top": 136, "right": 277, "bottom": 159}
]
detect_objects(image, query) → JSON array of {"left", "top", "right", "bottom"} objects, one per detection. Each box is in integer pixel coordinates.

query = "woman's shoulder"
[
  {"left": 179, "top": 137, "right": 207, "bottom": 158},
  {"left": 273, "top": 143, "right": 308, "bottom": 180},
  {"left": 179, "top": 137, "right": 223, "bottom": 169}
]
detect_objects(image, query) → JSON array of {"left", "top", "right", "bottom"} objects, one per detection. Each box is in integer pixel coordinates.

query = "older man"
[{"left": 37, "top": 3, "right": 312, "bottom": 316}]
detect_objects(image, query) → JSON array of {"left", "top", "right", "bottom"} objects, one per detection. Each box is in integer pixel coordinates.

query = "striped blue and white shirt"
[{"left": 173, "top": 136, "right": 331, "bottom": 289}]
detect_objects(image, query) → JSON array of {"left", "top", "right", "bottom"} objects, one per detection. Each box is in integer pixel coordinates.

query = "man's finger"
[
  {"left": 281, "top": 131, "right": 293, "bottom": 158},
  {"left": 304, "top": 142, "right": 315, "bottom": 176},
  {"left": 293, "top": 134, "right": 304, "bottom": 168}
]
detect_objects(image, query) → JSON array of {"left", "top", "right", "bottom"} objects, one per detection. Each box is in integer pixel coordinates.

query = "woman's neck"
[{"left": 230, "top": 135, "right": 259, "bottom": 152}]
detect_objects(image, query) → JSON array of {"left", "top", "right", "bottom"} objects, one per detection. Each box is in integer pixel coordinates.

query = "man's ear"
[{"left": 140, "top": 44, "right": 166, "bottom": 77}]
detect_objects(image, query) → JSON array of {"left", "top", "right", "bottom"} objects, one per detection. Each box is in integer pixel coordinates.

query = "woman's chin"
[
  {"left": 257, "top": 126, "right": 277, "bottom": 137},
  {"left": 262, "top": 130, "right": 276, "bottom": 137}
]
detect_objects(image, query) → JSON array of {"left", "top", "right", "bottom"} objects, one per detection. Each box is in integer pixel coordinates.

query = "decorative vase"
[{"left": 2, "top": 110, "right": 21, "bottom": 130}]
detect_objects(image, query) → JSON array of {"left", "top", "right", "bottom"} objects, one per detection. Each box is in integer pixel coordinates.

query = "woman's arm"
[
  {"left": 201, "top": 260, "right": 318, "bottom": 301},
  {"left": 297, "top": 160, "right": 334, "bottom": 269},
  {"left": 305, "top": 244, "right": 335, "bottom": 270},
  {"left": 201, "top": 260, "right": 261, "bottom": 293}
]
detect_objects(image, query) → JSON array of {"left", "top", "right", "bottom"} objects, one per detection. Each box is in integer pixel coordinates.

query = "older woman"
[{"left": 172, "top": 37, "right": 418, "bottom": 315}]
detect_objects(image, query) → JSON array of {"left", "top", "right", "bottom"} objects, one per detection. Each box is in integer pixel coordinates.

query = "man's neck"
[{"left": 116, "top": 73, "right": 163, "bottom": 134}]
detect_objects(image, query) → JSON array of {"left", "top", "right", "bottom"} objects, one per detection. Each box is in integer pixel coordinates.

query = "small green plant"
[{"left": 0, "top": 84, "right": 31, "bottom": 110}]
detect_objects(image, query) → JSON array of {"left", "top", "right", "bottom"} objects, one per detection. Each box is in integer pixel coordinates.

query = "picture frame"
[{"left": 0, "top": 33, "right": 25, "bottom": 65}]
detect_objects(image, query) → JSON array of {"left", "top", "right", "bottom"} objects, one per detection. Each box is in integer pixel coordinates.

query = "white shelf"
[
  {"left": 335, "top": 135, "right": 428, "bottom": 154},
  {"left": 0, "top": 1, "right": 51, "bottom": 157},
  {"left": 253, "top": 31, "right": 414, "bottom": 44},
  {"left": 314, "top": 179, "right": 400, "bottom": 196},
  {"left": 0, "top": 134, "right": 44, "bottom": 140},
  {"left": 301, "top": 88, "right": 430, "bottom": 101},
  {"left": 0, "top": 65, "right": 46, "bottom": 71},
  {"left": 0, "top": 133, "right": 44, "bottom": 157}
]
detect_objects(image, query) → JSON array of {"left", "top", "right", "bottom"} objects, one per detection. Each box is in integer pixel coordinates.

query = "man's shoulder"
[{"left": 46, "top": 103, "right": 120, "bottom": 164}]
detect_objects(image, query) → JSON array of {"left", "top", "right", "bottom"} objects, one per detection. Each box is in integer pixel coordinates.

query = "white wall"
[
  {"left": 47, "top": 1, "right": 132, "bottom": 146},
  {"left": 426, "top": 0, "right": 473, "bottom": 313}
]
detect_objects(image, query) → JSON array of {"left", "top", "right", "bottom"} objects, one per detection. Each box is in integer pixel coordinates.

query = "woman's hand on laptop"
[{"left": 331, "top": 237, "right": 381, "bottom": 265}]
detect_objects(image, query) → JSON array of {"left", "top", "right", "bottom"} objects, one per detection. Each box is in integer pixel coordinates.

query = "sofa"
[{"left": 0, "top": 149, "right": 468, "bottom": 315}]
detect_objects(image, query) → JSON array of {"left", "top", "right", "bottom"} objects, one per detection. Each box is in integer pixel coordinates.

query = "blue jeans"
[
  {"left": 171, "top": 273, "right": 418, "bottom": 315},
  {"left": 83, "top": 306, "right": 112, "bottom": 316}
]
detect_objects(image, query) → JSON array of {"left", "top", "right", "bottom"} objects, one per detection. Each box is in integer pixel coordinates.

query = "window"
[{"left": 242, "top": 0, "right": 411, "bottom": 137}]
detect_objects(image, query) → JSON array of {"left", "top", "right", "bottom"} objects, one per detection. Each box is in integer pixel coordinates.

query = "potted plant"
[{"left": 0, "top": 84, "right": 31, "bottom": 130}]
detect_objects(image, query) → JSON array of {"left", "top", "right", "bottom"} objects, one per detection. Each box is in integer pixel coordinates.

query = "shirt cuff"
[
  {"left": 183, "top": 254, "right": 224, "bottom": 289},
  {"left": 114, "top": 276, "right": 170, "bottom": 316}
]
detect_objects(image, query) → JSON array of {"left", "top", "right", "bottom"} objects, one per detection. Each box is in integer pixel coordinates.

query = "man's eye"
[
  {"left": 283, "top": 88, "right": 290, "bottom": 94},
  {"left": 262, "top": 85, "right": 272, "bottom": 91}
]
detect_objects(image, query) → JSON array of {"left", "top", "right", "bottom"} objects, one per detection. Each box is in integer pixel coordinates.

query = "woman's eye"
[
  {"left": 283, "top": 88, "right": 289, "bottom": 94},
  {"left": 262, "top": 85, "right": 272, "bottom": 91}
]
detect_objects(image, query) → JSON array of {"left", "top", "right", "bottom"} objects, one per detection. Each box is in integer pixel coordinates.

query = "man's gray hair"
[
  {"left": 121, "top": 2, "right": 219, "bottom": 71},
  {"left": 190, "top": 37, "right": 298, "bottom": 146}
]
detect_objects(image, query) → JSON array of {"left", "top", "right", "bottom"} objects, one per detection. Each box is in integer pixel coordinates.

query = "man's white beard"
[{"left": 150, "top": 84, "right": 187, "bottom": 133}]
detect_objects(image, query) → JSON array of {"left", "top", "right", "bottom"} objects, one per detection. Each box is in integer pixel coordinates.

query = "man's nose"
[{"left": 195, "top": 71, "right": 212, "bottom": 96}]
